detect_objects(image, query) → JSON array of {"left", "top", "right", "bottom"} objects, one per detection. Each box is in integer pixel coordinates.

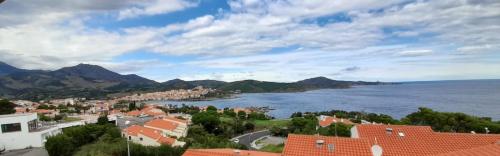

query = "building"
[
  {"left": 125, "top": 105, "right": 166, "bottom": 118},
  {"left": 283, "top": 134, "right": 376, "bottom": 156},
  {"left": 144, "top": 119, "right": 188, "bottom": 138},
  {"left": 351, "top": 124, "right": 500, "bottom": 155},
  {"left": 183, "top": 149, "right": 281, "bottom": 156},
  {"left": 318, "top": 115, "right": 354, "bottom": 127},
  {"left": 122, "top": 125, "right": 185, "bottom": 147},
  {"left": 0, "top": 113, "right": 84, "bottom": 150}
]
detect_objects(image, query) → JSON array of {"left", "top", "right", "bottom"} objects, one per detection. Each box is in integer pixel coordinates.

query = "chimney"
[
  {"left": 327, "top": 144, "right": 335, "bottom": 152},
  {"left": 233, "top": 149, "right": 241, "bottom": 156},
  {"left": 371, "top": 145, "right": 383, "bottom": 156},
  {"left": 316, "top": 139, "right": 325, "bottom": 148},
  {"left": 385, "top": 128, "right": 393, "bottom": 135}
]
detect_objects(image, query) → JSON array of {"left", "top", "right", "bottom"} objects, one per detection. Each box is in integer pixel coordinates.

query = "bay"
[{"left": 150, "top": 80, "right": 500, "bottom": 120}]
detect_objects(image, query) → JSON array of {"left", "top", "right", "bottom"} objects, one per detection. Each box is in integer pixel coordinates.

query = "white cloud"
[
  {"left": 397, "top": 50, "right": 433, "bottom": 57},
  {"left": 1, "top": 0, "right": 500, "bottom": 81},
  {"left": 118, "top": 0, "right": 198, "bottom": 20}
]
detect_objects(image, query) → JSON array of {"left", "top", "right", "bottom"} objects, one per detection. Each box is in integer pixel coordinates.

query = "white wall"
[
  {"left": 0, "top": 113, "right": 84, "bottom": 151},
  {"left": 0, "top": 114, "right": 61, "bottom": 150}
]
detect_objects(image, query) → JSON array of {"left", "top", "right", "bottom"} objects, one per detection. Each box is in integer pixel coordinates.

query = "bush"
[
  {"left": 0, "top": 99, "right": 15, "bottom": 115},
  {"left": 45, "top": 135, "right": 75, "bottom": 156},
  {"left": 192, "top": 112, "right": 220, "bottom": 133}
]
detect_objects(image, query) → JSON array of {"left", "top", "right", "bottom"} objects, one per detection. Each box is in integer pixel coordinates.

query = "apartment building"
[{"left": 144, "top": 119, "right": 188, "bottom": 138}]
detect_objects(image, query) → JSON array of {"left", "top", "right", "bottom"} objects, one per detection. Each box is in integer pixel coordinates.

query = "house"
[
  {"left": 122, "top": 125, "right": 185, "bottom": 147},
  {"left": 183, "top": 149, "right": 281, "bottom": 156},
  {"left": 34, "top": 109, "right": 57, "bottom": 117},
  {"left": 318, "top": 115, "right": 354, "bottom": 127},
  {"left": 0, "top": 113, "right": 85, "bottom": 150},
  {"left": 125, "top": 105, "right": 166, "bottom": 118},
  {"left": 350, "top": 124, "right": 500, "bottom": 155},
  {"left": 283, "top": 134, "right": 375, "bottom": 156},
  {"left": 163, "top": 116, "right": 190, "bottom": 126},
  {"left": 144, "top": 119, "right": 188, "bottom": 138}
]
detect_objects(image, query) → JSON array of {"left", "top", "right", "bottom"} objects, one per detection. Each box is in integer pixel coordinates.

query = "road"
[{"left": 231, "top": 130, "right": 270, "bottom": 149}]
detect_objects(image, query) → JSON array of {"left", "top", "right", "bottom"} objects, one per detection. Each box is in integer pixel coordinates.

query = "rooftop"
[
  {"left": 282, "top": 134, "right": 373, "bottom": 156},
  {"left": 183, "top": 148, "right": 281, "bottom": 156},
  {"left": 355, "top": 124, "right": 500, "bottom": 156},
  {"left": 124, "top": 125, "right": 176, "bottom": 145},
  {"left": 0, "top": 113, "right": 36, "bottom": 118},
  {"left": 144, "top": 119, "right": 179, "bottom": 131}
]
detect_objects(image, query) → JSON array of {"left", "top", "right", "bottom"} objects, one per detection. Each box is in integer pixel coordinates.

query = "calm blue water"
[{"left": 150, "top": 80, "right": 500, "bottom": 120}]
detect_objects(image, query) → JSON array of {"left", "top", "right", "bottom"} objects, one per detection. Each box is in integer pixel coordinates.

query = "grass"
[
  {"left": 253, "top": 119, "right": 290, "bottom": 130},
  {"left": 63, "top": 117, "right": 82, "bottom": 122},
  {"left": 259, "top": 143, "right": 284, "bottom": 153}
]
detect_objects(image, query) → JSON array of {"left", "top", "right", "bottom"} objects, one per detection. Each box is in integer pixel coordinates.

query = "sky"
[{"left": 0, "top": 0, "right": 499, "bottom": 82}]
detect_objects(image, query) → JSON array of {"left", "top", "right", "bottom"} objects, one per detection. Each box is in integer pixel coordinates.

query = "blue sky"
[{"left": 0, "top": 0, "right": 499, "bottom": 82}]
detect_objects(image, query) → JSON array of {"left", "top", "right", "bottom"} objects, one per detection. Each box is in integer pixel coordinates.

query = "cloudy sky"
[{"left": 0, "top": 0, "right": 499, "bottom": 82}]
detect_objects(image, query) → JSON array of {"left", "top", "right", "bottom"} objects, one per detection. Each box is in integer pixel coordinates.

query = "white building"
[{"left": 0, "top": 113, "right": 85, "bottom": 151}]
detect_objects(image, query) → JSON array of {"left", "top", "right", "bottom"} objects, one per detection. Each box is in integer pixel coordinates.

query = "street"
[{"left": 231, "top": 130, "right": 270, "bottom": 149}]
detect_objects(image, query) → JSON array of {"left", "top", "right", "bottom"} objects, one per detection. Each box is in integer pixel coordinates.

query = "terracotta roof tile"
[
  {"left": 126, "top": 110, "right": 142, "bottom": 116},
  {"left": 282, "top": 134, "right": 373, "bottom": 156},
  {"left": 436, "top": 143, "right": 500, "bottom": 156},
  {"left": 145, "top": 119, "right": 178, "bottom": 131},
  {"left": 355, "top": 124, "right": 500, "bottom": 156},
  {"left": 183, "top": 148, "right": 281, "bottom": 156},
  {"left": 318, "top": 115, "right": 354, "bottom": 127},
  {"left": 164, "top": 116, "right": 189, "bottom": 124},
  {"left": 123, "top": 125, "right": 175, "bottom": 145}
]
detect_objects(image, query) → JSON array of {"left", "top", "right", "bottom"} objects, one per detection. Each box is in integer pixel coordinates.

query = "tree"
[
  {"left": 45, "top": 135, "right": 75, "bottom": 156},
  {"left": 128, "top": 102, "right": 137, "bottom": 111},
  {"left": 207, "top": 105, "right": 218, "bottom": 112},
  {"left": 0, "top": 99, "right": 15, "bottom": 115},
  {"left": 237, "top": 111, "right": 247, "bottom": 120},
  {"left": 192, "top": 112, "right": 221, "bottom": 133},
  {"left": 244, "top": 122, "right": 255, "bottom": 131},
  {"left": 97, "top": 115, "right": 109, "bottom": 125}
]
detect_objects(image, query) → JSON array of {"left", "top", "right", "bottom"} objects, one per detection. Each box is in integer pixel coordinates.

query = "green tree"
[
  {"left": 192, "top": 112, "right": 221, "bottom": 133},
  {"left": 45, "top": 135, "right": 75, "bottom": 156},
  {"left": 244, "top": 122, "right": 255, "bottom": 131},
  {"left": 97, "top": 115, "right": 109, "bottom": 125},
  {"left": 207, "top": 105, "right": 218, "bottom": 112},
  {"left": 0, "top": 99, "right": 15, "bottom": 115},
  {"left": 128, "top": 102, "right": 137, "bottom": 111},
  {"left": 237, "top": 111, "right": 247, "bottom": 120}
]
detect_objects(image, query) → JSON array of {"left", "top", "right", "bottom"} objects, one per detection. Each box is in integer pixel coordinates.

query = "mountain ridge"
[{"left": 0, "top": 62, "right": 387, "bottom": 100}]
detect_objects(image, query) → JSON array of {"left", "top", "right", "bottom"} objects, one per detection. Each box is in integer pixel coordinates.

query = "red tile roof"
[
  {"left": 183, "top": 149, "right": 281, "bottom": 156},
  {"left": 436, "top": 143, "right": 500, "bottom": 156},
  {"left": 145, "top": 119, "right": 178, "bottom": 131},
  {"left": 164, "top": 116, "right": 189, "bottom": 124},
  {"left": 355, "top": 124, "right": 500, "bottom": 156},
  {"left": 126, "top": 110, "right": 142, "bottom": 116},
  {"left": 318, "top": 115, "right": 354, "bottom": 127},
  {"left": 282, "top": 134, "right": 373, "bottom": 156},
  {"left": 124, "top": 125, "right": 175, "bottom": 145}
]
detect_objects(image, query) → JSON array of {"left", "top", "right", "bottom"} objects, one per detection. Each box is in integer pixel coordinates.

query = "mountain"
[
  {"left": 161, "top": 79, "right": 196, "bottom": 90},
  {"left": 0, "top": 62, "right": 388, "bottom": 100},
  {"left": 0, "top": 63, "right": 158, "bottom": 100},
  {"left": 296, "top": 76, "right": 351, "bottom": 89},
  {"left": 0, "top": 62, "right": 24, "bottom": 76}
]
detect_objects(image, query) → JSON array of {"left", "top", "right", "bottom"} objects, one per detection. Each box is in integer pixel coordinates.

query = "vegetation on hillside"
[{"left": 0, "top": 99, "right": 15, "bottom": 115}]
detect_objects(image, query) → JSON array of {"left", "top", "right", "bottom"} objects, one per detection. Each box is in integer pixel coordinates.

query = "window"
[
  {"left": 128, "top": 136, "right": 131, "bottom": 140},
  {"left": 140, "top": 137, "right": 143, "bottom": 141},
  {"left": 1, "top": 123, "right": 22, "bottom": 133}
]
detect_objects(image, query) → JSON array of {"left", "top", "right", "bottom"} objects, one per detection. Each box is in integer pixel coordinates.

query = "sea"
[{"left": 150, "top": 80, "right": 500, "bottom": 120}]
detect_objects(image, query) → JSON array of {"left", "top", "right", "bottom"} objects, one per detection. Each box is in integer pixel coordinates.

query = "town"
[{"left": 1, "top": 93, "right": 500, "bottom": 156}]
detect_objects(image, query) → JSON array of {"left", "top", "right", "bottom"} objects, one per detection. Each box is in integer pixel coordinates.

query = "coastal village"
[{"left": 2, "top": 86, "right": 500, "bottom": 156}]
